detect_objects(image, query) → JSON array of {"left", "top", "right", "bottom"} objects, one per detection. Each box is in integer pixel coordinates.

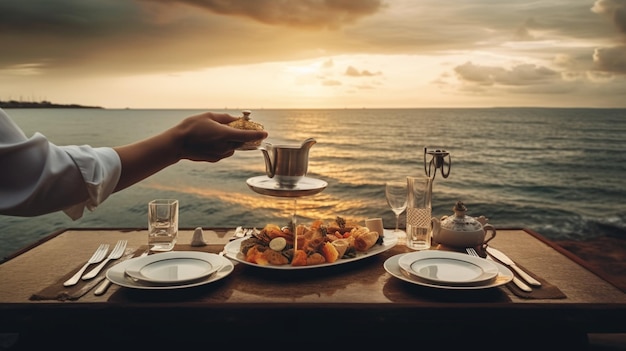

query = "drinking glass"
[
  {"left": 406, "top": 176, "right": 433, "bottom": 250},
  {"left": 148, "top": 199, "right": 178, "bottom": 252},
  {"left": 385, "top": 181, "right": 408, "bottom": 232}
]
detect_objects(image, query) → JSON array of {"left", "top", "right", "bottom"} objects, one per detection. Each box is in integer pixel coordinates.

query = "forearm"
[
  {"left": 112, "top": 111, "right": 267, "bottom": 192},
  {"left": 113, "top": 126, "right": 182, "bottom": 192}
]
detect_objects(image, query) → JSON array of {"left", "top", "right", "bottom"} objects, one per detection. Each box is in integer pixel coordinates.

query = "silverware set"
[
  {"left": 63, "top": 240, "right": 127, "bottom": 287},
  {"left": 466, "top": 247, "right": 539, "bottom": 292}
]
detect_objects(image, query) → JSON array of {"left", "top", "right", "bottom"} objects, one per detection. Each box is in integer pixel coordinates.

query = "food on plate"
[
  {"left": 269, "top": 237, "right": 287, "bottom": 251},
  {"left": 239, "top": 217, "right": 384, "bottom": 267},
  {"left": 331, "top": 239, "right": 350, "bottom": 258},
  {"left": 353, "top": 228, "right": 380, "bottom": 252},
  {"left": 321, "top": 242, "right": 339, "bottom": 263},
  {"left": 228, "top": 110, "right": 265, "bottom": 150}
]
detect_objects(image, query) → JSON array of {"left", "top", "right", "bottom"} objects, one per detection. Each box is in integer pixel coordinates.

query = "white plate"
[
  {"left": 398, "top": 251, "right": 499, "bottom": 286},
  {"left": 124, "top": 252, "right": 222, "bottom": 284},
  {"left": 224, "top": 230, "right": 398, "bottom": 270},
  {"left": 246, "top": 176, "right": 327, "bottom": 197},
  {"left": 106, "top": 252, "right": 234, "bottom": 290},
  {"left": 385, "top": 253, "right": 513, "bottom": 290}
]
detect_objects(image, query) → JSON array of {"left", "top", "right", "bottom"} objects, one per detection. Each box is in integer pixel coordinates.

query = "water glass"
[
  {"left": 148, "top": 199, "right": 178, "bottom": 252},
  {"left": 406, "top": 176, "right": 433, "bottom": 250},
  {"left": 385, "top": 181, "right": 408, "bottom": 233}
]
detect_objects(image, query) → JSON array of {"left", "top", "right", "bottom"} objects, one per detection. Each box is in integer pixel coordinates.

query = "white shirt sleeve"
[{"left": 0, "top": 108, "right": 122, "bottom": 220}]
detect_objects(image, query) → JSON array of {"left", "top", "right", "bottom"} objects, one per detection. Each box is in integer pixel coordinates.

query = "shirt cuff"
[{"left": 61, "top": 146, "right": 122, "bottom": 220}]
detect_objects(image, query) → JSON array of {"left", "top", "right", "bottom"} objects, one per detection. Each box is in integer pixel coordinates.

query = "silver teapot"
[{"left": 259, "top": 138, "right": 316, "bottom": 188}]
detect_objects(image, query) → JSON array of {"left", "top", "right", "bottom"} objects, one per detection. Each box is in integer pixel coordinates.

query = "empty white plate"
[
  {"left": 398, "top": 250, "right": 499, "bottom": 286},
  {"left": 124, "top": 251, "right": 221, "bottom": 285}
]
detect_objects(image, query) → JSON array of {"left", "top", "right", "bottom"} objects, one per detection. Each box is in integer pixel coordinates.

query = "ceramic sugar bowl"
[{"left": 431, "top": 201, "right": 496, "bottom": 248}]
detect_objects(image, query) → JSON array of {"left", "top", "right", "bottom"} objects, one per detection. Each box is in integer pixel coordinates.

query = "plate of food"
[{"left": 224, "top": 218, "right": 397, "bottom": 270}]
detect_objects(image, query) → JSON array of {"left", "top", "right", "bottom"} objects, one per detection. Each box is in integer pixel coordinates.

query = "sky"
[{"left": 1, "top": 0, "right": 626, "bottom": 109}]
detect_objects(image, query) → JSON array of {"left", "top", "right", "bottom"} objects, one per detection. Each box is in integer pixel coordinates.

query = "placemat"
[
  {"left": 29, "top": 244, "right": 224, "bottom": 301},
  {"left": 435, "top": 244, "right": 566, "bottom": 299},
  {"left": 504, "top": 261, "right": 566, "bottom": 299},
  {"left": 29, "top": 247, "right": 138, "bottom": 301}
]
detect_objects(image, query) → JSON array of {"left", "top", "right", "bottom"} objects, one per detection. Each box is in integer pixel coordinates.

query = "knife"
[
  {"left": 484, "top": 254, "right": 532, "bottom": 292},
  {"left": 486, "top": 247, "right": 542, "bottom": 287}
]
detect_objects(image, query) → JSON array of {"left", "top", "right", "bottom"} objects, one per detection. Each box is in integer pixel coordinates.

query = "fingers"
[
  {"left": 200, "top": 112, "right": 238, "bottom": 124},
  {"left": 186, "top": 147, "right": 236, "bottom": 163},
  {"left": 229, "top": 129, "right": 268, "bottom": 144},
  {"left": 177, "top": 111, "right": 268, "bottom": 162}
]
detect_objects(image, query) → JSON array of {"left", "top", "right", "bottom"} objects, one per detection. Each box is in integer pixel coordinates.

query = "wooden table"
[{"left": 1, "top": 228, "right": 625, "bottom": 349}]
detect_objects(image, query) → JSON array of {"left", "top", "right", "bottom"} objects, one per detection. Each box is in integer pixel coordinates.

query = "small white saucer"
[{"left": 246, "top": 175, "right": 327, "bottom": 197}]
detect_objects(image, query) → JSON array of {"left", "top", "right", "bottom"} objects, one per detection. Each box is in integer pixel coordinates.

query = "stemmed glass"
[{"left": 385, "top": 180, "right": 408, "bottom": 233}]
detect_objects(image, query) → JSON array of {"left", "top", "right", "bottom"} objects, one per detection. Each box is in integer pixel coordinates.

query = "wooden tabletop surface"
[{"left": 1, "top": 227, "right": 625, "bottom": 346}]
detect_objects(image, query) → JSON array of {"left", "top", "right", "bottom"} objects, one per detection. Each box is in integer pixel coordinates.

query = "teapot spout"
[
  {"left": 259, "top": 142, "right": 276, "bottom": 178},
  {"left": 301, "top": 137, "right": 317, "bottom": 150}
]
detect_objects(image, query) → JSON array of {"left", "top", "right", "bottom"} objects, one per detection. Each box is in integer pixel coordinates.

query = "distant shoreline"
[{"left": 0, "top": 100, "right": 103, "bottom": 109}]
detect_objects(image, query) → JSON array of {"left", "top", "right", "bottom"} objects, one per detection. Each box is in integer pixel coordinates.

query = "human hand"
[
  {"left": 174, "top": 112, "right": 268, "bottom": 162},
  {"left": 112, "top": 111, "right": 268, "bottom": 192}
]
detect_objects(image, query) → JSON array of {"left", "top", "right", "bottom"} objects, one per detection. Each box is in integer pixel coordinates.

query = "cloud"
[
  {"left": 345, "top": 65, "right": 381, "bottom": 77},
  {"left": 322, "top": 79, "right": 342, "bottom": 86},
  {"left": 454, "top": 62, "right": 558, "bottom": 86},
  {"left": 2, "top": 0, "right": 626, "bottom": 107},
  {"left": 0, "top": 0, "right": 388, "bottom": 77},
  {"left": 592, "top": 0, "right": 626, "bottom": 34},
  {"left": 152, "top": 0, "right": 384, "bottom": 29},
  {"left": 593, "top": 46, "right": 626, "bottom": 73}
]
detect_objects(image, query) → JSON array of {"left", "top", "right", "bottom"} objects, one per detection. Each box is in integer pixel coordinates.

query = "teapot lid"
[
  {"left": 242, "top": 110, "right": 252, "bottom": 120},
  {"left": 439, "top": 201, "right": 484, "bottom": 232}
]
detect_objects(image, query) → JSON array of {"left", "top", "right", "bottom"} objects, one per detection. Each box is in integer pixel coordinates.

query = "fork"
[
  {"left": 94, "top": 249, "right": 148, "bottom": 296},
  {"left": 63, "top": 244, "right": 109, "bottom": 286},
  {"left": 466, "top": 247, "right": 532, "bottom": 292},
  {"left": 82, "top": 240, "right": 128, "bottom": 280}
]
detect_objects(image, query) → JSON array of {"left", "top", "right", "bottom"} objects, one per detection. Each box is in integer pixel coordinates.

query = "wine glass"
[{"left": 385, "top": 181, "right": 408, "bottom": 232}]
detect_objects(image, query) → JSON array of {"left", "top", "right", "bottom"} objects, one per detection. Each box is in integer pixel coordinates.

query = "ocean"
[{"left": 1, "top": 108, "right": 625, "bottom": 260}]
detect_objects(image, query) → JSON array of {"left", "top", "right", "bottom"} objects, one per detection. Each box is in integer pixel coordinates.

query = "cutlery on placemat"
[
  {"left": 486, "top": 247, "right": 542, "bottom": 287},
  {"left": 63, "top": 244, "right": 110, "bottom": 287},
  {"left": 94, "top": 249, "right": 149, "bottom": 296},
  {"left": 466, "top": 248, "right": 532, "bottom": 292},
  {"left": 82, "top": 240, "right": 128, "bottom": 280}
]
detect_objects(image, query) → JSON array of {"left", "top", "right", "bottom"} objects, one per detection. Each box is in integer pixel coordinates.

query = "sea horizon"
[{"left": 3, "top": 99, "right": 626, "bottom": 110}]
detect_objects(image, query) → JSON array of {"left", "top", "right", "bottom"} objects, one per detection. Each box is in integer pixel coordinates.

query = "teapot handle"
[
  {"left": 483, "top": 224, "right": 496, "bottom": 245},
  {"left": 259, "top": 144, "right": 276, "bottom": 178},
  {"left": 430, "top": 217, "right": 440, "bottom": 235}
]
